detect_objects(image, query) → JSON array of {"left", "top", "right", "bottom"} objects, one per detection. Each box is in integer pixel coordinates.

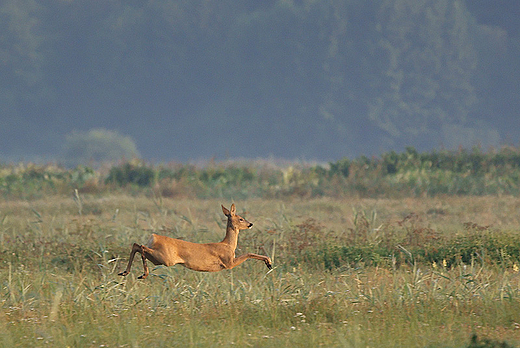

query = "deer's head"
[{"left": 222, "top": 203, "right": 253, "bottom": 231}]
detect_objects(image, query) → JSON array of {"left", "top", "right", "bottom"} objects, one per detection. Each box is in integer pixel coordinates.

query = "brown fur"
[{"left": 118, "top": 203, "right": 272, "bottom": 279}]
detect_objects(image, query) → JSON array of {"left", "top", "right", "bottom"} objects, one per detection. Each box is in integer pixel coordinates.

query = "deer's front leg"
[{"left": 230, "top": 253, "right": 272, "bottom": 270}]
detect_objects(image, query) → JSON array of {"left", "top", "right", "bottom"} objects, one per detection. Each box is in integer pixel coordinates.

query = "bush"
[
  {"left": 105, "top": 160, "right": 156, "bottom": 187},
  {"left": 61, "top": 128, "right": 140, "bottom": 167}
]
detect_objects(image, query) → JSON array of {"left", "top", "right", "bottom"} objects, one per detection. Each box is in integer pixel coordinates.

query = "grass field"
[{"left": 1, "top": 194, "right": 520, "bottom": 347}]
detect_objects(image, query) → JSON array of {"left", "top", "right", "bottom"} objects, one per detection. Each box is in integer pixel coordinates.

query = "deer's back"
[{"left": 146, "top": 233, "right": 235, "bottom": 269}]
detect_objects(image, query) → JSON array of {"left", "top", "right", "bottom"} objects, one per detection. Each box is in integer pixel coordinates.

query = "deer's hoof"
[
  {"left": 118, "top": 271, "right": 128, "bottom": 276},
  {"left": 137, "top": 274, "right": 148, "bottom": 280},
  {"left": 265, "top": 260, "right": 272, "bottom": 270}
]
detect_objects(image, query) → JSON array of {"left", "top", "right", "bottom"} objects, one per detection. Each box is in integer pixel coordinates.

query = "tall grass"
[
  {"left": 1, "top": 195, "right": 520, "bottom": 346},
  {"left": 4, "top": 146, "right": 520, "bottom": 199}
]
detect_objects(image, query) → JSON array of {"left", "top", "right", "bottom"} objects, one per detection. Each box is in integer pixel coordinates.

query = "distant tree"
[
  {"left": 0, "top": 0, "right": 51, "bottom": 154},
  {"left": 365, "top": 0, "right": 479, "bottom": 149},
  {"left": 1, "top": 0, "right": 516, "bottom": 161},
  {"left": 61, "top": 129, "right": 140, "bottom": 167},
  {"left": 0, "top": 0, "right": 47, "bottom": 101}
]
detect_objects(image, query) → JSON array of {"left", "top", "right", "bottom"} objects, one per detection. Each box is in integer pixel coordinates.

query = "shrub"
[
  {"left": 61, "top": 128, "right": 140, "bottom": 167},
  {"left": 105, "top": 160, "right": 156, "bottom": 187}
]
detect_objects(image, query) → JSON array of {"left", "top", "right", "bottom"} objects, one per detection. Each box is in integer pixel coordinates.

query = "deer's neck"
[{"left": 221, "top": 221, "right": 239, "bottom": 250}]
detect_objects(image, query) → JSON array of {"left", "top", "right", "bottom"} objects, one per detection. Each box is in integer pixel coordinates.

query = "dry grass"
[{"left": 1, "top": 195, "right": 520, "bottom": 347}]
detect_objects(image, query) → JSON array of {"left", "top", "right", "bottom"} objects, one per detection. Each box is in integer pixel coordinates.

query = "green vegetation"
[
  {"left": 0, "top": 163, "right": 95, "bottom": 199},
  {"left": 3, "top": 146, "right": 520, "bottom": 199},
  {"left": 1, "top": 195, "right": 520, "bottom": 347},
  {"left": 3, "top": 149, "right": 520, "bottom": 346}
]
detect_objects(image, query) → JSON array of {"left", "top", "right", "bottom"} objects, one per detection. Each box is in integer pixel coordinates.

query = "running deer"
[{"left": 118, "top": 204, "right": 272, "bottom": 279}]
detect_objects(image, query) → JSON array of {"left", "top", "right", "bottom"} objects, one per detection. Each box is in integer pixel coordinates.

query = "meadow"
[
  {"left": 2, "top": 148, "right": 520, "bottom": 347},
  {"left": 2, "top": 193, "right": 520, "bottom": 347}
]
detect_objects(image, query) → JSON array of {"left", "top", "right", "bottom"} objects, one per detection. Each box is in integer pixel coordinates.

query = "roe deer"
[{"left": 118, "top": 203, "right": 272, "bottom": 279}]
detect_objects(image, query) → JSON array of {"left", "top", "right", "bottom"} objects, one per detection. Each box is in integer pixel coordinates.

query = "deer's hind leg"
[
  {"left": 119, "top": 243, "right": 141, "bottom": 276},
  {"left": 137, "top": 247, "right": 150, "bottom": 279},
  {"left": 119, "top": 243, "right": 152, "bottom": 278},
  {"left": 119, "top": 241, "right": 171, "bottom": 279}
]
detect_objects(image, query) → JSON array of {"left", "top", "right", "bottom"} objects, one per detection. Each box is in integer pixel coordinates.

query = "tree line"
[{"left": 1, "top": 0, "right": 518, "bottom": 161}]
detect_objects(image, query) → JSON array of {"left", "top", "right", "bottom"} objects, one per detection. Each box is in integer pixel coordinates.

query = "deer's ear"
[
  {"left": 222, "top": 205, "right": 231, "bottom": 217},
  {"left": 230, "top": 203, "right": 236, "bottom": 216}
]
